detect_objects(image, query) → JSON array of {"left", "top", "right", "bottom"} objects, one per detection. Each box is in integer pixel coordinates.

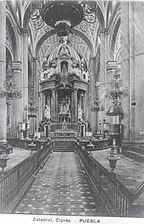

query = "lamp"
[
  {"left": 40, "top": 1, "right": 84, "bottom": 36},
  {"left": 105, "top": 69, "right": 128, "bottom": 117},
  {"left": 39, "top": 1, "right": 98, "bottom": 36},
  {"left": 0, "top": 72, "right": 22, "bottom": 101}
]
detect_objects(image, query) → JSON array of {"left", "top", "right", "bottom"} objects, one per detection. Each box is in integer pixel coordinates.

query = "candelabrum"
[
  {"left": 107, "top": 140, "right": 120, "bottom": 175},
  {"left": 28, "top": 139, "right": 36, "bottom": 155},
  {"left": 86, "top": 138, "right": 94, "bottom": 156},
  {"left": 0, "top": 72, "right": 22, "bottom": 101},
  {"left": 0, "top": 152, "right": 9, "bottom": 175},
  {"left": 105, "top": 70, "right": 128, "bottom": 117}
]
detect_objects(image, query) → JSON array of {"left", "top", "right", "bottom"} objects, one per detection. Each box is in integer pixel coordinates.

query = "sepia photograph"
[{"left": 0, "top": 0, "right": 144, "bottom": 223}]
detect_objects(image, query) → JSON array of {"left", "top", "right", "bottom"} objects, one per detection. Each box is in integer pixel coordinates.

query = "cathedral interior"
[{"left": 0, "top": 0, "right": 144, "bottom": 219}]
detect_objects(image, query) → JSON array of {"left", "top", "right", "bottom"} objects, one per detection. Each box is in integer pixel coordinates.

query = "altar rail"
[
  {"left": 50, "top": 123, "right": 78, "bottom": 132},
  {"left": 7, "top": 138, "right": 48, "bottom": 151},
  {"left": 75, "top": 143, "right": 133, "bottom": 217},
  {"left": 122, "top": 141, "right": 144, "bottom": 162},
  {"left": 0, "top": 142, "right": 52, "bottom": 213},
  {"left": 79, "top": 139, "right": 111, "bottom": 150}
]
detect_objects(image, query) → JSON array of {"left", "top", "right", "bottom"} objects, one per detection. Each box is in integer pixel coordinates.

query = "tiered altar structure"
[{"left": 39, "top": 37, "right": 89, "bottom": 138}]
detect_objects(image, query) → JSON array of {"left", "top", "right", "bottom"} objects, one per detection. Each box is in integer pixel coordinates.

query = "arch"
[
  {"left": 23, "top": 0, "right": 43, "bottom": 28},
  {"left": 16, "top": 1, "right": 22, "bottom": 26},
  {"left": 111, "top": 18, "right": 121, "bottom": 54},
  {"left": 35, "top": 28, "right": 93, "bottom": 58},
  {"left": 106, "top": 1, "right": 112, "bottom": 27},
  {"left": 70, "top": 28, "right": 93, "bottom": 53},
  {"left": 97, "top": 4, "right": 105, "bottom": 29},
  {"left": 28, "top": 23, "right": 34, "bottom": 54},
  {"left": 23, "top": 1, "right": 105, "bottom": 29},
  {"left": 6, "top": 13, "right": 19, "bottom": 60},
  {"left": 6, "top": 47, "right": 13, "bottom": 72}
]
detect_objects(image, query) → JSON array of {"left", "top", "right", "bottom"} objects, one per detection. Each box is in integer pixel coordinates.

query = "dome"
[{"left": 47, "top": 44, "right": 81, "bottom": 63}]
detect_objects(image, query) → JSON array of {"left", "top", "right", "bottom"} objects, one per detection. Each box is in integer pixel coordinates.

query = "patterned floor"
[{"left": 14, "top": 152, "right": 107, "bottom": 216}]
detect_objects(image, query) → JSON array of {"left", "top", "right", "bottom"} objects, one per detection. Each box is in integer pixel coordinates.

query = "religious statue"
[
  {"left": 40, "top": 58, "right": 57, "bottom": 81},
  {"left": 78, "top": 105, "right": 83, "bottom": 121},
  {"left": 44, "top": 105, "right": 51, "bottom": 120}
]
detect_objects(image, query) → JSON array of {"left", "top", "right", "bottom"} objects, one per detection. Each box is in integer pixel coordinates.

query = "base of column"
[{"left": 0, "top": 140, "right": 7, "bottom": 144}]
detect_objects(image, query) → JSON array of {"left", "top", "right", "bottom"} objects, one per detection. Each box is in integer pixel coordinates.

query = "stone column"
[
  {"left": 89, "top": 56, "right": 97, "bottom": 133},
  {"left": 73, "top": 89, "right": 78, "bottom": 122},
  {"left": 55, "top": 90, "right": 58, "bottom": 122},
  {"left": 46, "top": 91, "right": 51, "bottom": 106},
  {"left": 11, "top": 61, "right": 22, "bottom": 126},
  {"left": 46, "top": 90, "right": 51, "bottom": 120},
  {"left": 39, "top": 91, "right": 43, "bottom": 122},
  {"left": 51, "top": 89, "right": 56, "bottom": 121},
  {"left": 22, "top": 29, "right": 28, "bottom": 122},
  {"left": 99, "top": 30, "right": 107, "bottom": 123},
  {"left": 83, "top": 91, "right": 88, "bottom": 122},
  {"left": 42, "top": 92, "right": 46, "bottom": 120},
  {"left": 33, "top": 58, "right": 39, "bottom": 131},
  {"left": 0, "top": 1, "right": 6, "bottom": 143}
]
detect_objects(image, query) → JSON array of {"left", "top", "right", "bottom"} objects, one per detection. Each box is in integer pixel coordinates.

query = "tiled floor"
[
  {"left": 92, "top": 149, "right": 144, "bottom": 191},
  {"left": 14, "top": 152, "right": 107, "bottom": 216},
  {"left": 92, "top": 149, "right": 144, "bottom": 217}
]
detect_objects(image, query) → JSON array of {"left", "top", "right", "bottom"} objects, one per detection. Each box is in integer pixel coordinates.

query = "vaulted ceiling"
[
  {"left": 8, "top": 0, "right": 120, "bottom": 66},
  {"left": 25, "top": 1, "right": 105, "bottom": 66}
]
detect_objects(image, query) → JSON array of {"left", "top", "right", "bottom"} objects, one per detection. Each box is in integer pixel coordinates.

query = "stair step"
[{"left": 53, "top": 141, "right": 75, "bottom": 152}]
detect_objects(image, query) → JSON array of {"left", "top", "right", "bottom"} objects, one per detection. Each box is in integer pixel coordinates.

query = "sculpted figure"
[{"left": 44, "top": 105, "right": 51, "bottom": 120}]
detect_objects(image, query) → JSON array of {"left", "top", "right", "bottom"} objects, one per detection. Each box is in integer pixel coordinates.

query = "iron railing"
[
  {"left": 0, "top": 142, "right": 52, "bottom": 213},
  {"left": 75, "top": 143, "right": 133, "bottom": 217}
]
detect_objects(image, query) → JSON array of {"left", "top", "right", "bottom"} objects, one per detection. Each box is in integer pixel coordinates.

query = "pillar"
[
  {"left": 51, "top": 89, "right": 56, "bottom": 121},
  {"left": 99, "top": 30, "right": 107, "bottom": 123},
  {"left": 73, "top": 89, "right": 78, "bottom": 122},
  {"left": 89, "top": 57, "right": 97, "bottom": 133},
  {"left": 42, "top": 92, "right": 46, "bottom": 120},
  {"left": 34, "top": 58, "right": 39, "bottom": 131},
  {"left": 22, "top": 29, "right": 28, "bottom": 122},
  {"left": 0, "top": 1, "right": 6, "bottom": 143},
  {"left": 55, "top": 90, "right": 58, "bottom": 122},
  {"left": 83, "top": 91, "right": 88, "bottom": 122},
  {"left": 11, "top": 61, "right": 23, "bottom": 127}
]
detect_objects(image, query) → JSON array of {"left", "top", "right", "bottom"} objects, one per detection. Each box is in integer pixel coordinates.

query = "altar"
[{"left": 39, "top": 37, "right": 89, "bottom": 135}]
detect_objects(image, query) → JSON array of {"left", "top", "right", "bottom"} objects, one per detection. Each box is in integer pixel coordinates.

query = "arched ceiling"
[
  {"left": 26, "top": 1, "right": 104, "bottom": 66},
  {"left": 19, "top": 0, "right": 120, "bottom": 67}
]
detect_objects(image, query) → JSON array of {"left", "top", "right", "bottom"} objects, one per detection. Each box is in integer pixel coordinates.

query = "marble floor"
[
  {"left": 14, "top": 152, "right": 107, "bottom": 216},
  {"left": 92, "top": 149, "right": 144, "bottom": 217}
]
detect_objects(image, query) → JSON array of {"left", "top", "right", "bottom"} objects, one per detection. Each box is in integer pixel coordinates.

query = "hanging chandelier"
[
  {"left": 105, "top": 70, "right": 128, "bottom": 117},
  {"left": 0, "top": 72, "right": 22, "bottom": 101},
  {"left": 105, "top": 76, "right": 128, "bottom": 101},
  {"left": 40, "top": 1, "right": 84, "bottom": 36}
]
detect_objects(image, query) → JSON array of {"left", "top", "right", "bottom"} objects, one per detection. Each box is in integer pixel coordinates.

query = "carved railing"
[
  {"left": 75, "top": 143, "right": 133, "bottom": 217},
  {"left": 79, "top": 139, "right": 111, "bottom": 150},
  {"left": 0, "top": 142, "right": 52, "bottom": 213},
  {"left": 122, "top": 141, "right": 144, "bottom": 162}
]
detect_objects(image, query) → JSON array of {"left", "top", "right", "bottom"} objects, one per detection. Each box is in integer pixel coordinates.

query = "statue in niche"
[
  {"left": 80, "top": 58, "right": 89, "bottom": 81},
  {"left": 59, "top": 44, "right": 70, "bottom": 56},
  {"left": 60, "top": 99, "right": 70, "bottom": 115},
  {"left": 44, "top": 105, "right": 51, "bottom": 120},
  {"left": 82, "top": 70, "right": 89, "bottom": 82},
  {"left": 72, "top": 59, "right": 81, "bottom": 77},
  {"left": 78, "top": 105, "right": 83, "bottom": 121},
  {"left": 40, "top": 58, "right": 57, "bottom": 81}
]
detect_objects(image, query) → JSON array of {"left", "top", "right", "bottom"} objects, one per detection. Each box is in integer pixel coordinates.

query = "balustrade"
[
  {"left": 75, "top": 143, "right": 133, "bottom": 217},
  {"left": 0, "top": 142, "right": 52, "bottom": 213}
]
